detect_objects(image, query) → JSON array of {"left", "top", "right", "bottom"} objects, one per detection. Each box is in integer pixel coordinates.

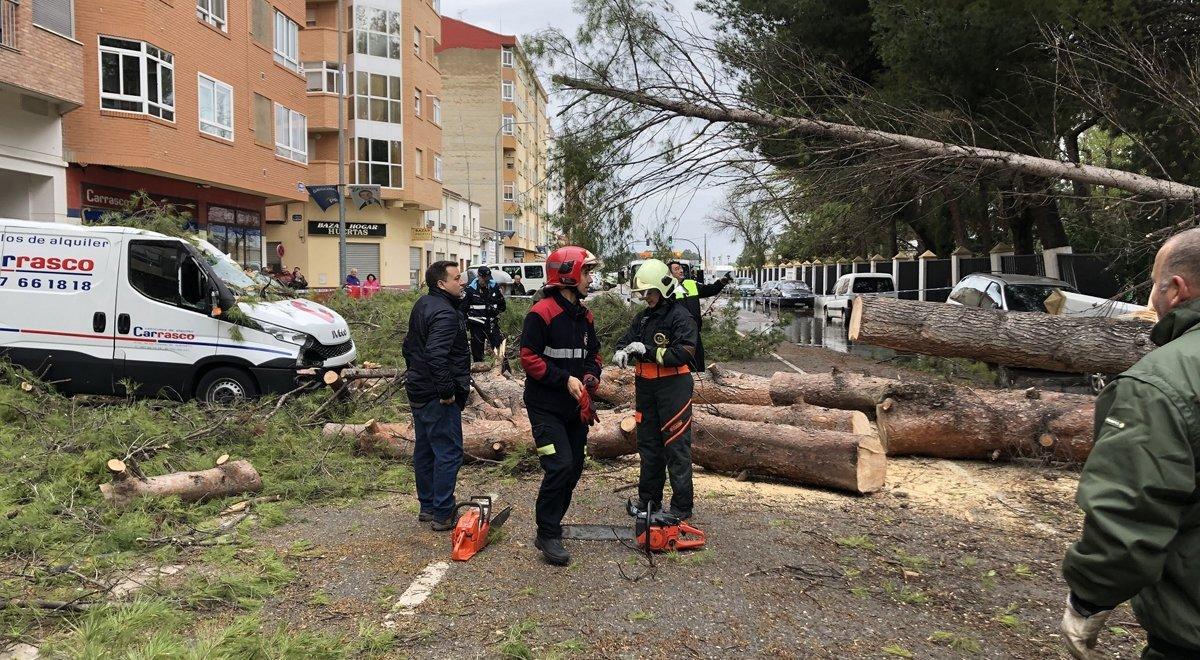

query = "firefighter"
[
  {"left": 464, "top": 266, "right": 507, "bottom": 362},
  {"left": 519, "top": 246, "right": 604, "bottom": 567},
  {"left": 611, "top": 259, "right": 699, "bottom": 520},
  {"left": 667, "top": 260, "right": 732, "bottom": 372}
]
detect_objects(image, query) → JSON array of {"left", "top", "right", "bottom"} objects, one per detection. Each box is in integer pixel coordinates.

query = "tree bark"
[
  {"left": 875, "top": 383, "right": 1094, "bottom": 461},
  {"left": 769, "top": 370, "right": 907, "bottom": 413},
  {"left": 849, "top": 296, "right": 1154, "bottom": 374},
  {"left": 1028, "top": 184, "right": 1070, "bottom": 249},
  {"left": 697, "top": 402, "right": 872, "bottom": 435},
  {"left": 100, "top": 460, "right": 262, "bottom": 506},
  {"left": 596, "top": 366, "right": 772, "bottom": 407},
  {"left": 948, "top": 197, "right": 970, "bottom": 250}
]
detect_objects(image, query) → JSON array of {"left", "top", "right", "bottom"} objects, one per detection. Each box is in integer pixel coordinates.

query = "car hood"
[{"left": 240, "top": 298, "right": 352, "bottom": 346}]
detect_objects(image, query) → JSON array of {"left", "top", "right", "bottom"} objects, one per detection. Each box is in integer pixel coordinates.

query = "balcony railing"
[{"left": 1, "top": 0, "right": 18, "bottom": 50}]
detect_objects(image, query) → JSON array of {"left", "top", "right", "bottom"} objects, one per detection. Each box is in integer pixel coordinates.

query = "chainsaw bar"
[
  {"left": 490, "top": 506, "right": 512, "bottom": 530},
  {"left": 561, "top": 524, "right": 636, "bottom": 542}
]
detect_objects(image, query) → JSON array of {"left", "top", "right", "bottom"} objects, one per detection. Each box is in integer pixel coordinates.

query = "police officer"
[
  {"left": 611, "top": 259, "right": 699, "bottom": 520},
  {"left": 519, "top": 246, "right": 603, "bottom": 567},
  {"left": 464, "top": 266, "right": 507, "bottom": 362},
  {"left": 1061, "top": 228, "right": 1200, "bottom": 659},
  {"left": 667, "top": 260, "right": 731, "bottom": 372}
]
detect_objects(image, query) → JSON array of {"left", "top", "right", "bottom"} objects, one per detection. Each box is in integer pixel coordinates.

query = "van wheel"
[{"left": 196, "top": 368, "right": 258, "bottom": 405}]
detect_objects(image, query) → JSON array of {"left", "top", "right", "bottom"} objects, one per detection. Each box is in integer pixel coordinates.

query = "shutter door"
[{"left": 346, "top": 243, "right": 381, "bottom": 283}]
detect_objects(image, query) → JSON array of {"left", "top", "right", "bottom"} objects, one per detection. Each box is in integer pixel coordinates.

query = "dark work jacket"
[
  {"left": 402, "top": 288, "right": 471, "bottom": 407},
  {"left": 615, "top": 298, "right": 699, "bottom": 371},
  {"left": 520, "top": 290, "right": 602, "bottom": 413},
  {"left": 671, "top": 278, "right": 726, "bottom": 371},
  {"left": 464, "top": 279, "right": 506, "bottom": 327}
]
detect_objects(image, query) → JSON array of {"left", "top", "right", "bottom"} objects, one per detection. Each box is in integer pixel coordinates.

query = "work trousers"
[
  {"left": 635, "top": 373, "right": 695, "bottom": 516},
  {"left": 469, "top": 321, "right": 503, "bottom": 362},
  {"left": 412, "top": 401, "right": 464, "bottom": 521},
  {"left": 529, "top": 401, "right": 588, "bottom": 539},
  {"left": 1143, "top": 636, "right": 1200, "bottom": 659}
]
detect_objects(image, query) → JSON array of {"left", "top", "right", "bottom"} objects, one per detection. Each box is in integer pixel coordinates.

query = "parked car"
[
  {"left": 823, "top": 273, "right": 896, "bottom": 322},
  {"left": 760, "top": 279, "right": 815, "bottom": 309},
  {"left": 947, "top": 273, "right": 1078, "bottom": 313},
  {"left": 732, "top": 276, "right": 758, "bottom": 296}
]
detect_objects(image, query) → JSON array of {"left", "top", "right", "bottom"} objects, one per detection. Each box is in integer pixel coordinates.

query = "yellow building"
[
  {"left": 437, "top": 17, "right": 550, "bottom": 264},
  {"left": 266, "top": 0, "right": 443, "bottom": 288}
]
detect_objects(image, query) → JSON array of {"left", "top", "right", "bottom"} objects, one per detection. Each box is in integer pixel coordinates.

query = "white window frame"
[
  {"left": 273, "top": 10, "right": 300, "bottom": 72},
  {"left": 434, "top": 154, "right": 443, "bottom": 181},
  {"left": 413, "top": 26, "right": 421, "bottom": 56},
  {"left": 304, "top": 61, "right": 342, "bottom": 94},
  {"left": 431, "top": 96, "right": 441, "bottom": 124},
  {"left": 413, "top": 87, "right": 422, "bottom": 116},
  {"left": 501, "top": 45, "right": 514, "bottom": 68},
  {"left": 501, "top": 114, "right": 514, "bottom": 135},
  {"left": 503, "top": 184, "right": 515, "bottom": 202},
  {"left": 274, "top": 103, "right": 307, "bottom": 163},
  {"left": 356, "top": 137, "right": 403, "bottom": 188},
  {"left": 196, "top": 0, "right": 227, "bottom": 31},
  {"left": 501, "top": 80, "right": 514, "bottom": 101},
  {"left": 98, "top": 37, "right": 175, "bottom": 121},
  {"left": 354, "top": 71, "right": 403, "bottom": 123},
  {"left": 354, "top": 5, "right": 401, "bottom": 60},
  {"left": 197, "top": 73, "right": 234, "bottom": 140}
]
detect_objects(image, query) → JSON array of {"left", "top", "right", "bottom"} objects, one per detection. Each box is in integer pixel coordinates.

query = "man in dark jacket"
[
  {"left": 1061, "top": 228, "right": 1200, "bottom": 659},
  {"left": 612, "top": 259, "right": 700, "bottom": 521},
  {"left": 402, "top": 261, "right": 470, "bottom": 531},
  {"left": 668, "top": 261, "right": 731, "bottom": 372},
  {"left": 464, "top": 266, "right": 507, "bottom": 362}
]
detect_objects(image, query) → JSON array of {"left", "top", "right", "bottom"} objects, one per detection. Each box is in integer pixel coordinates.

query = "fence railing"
[{"left": 1, "top": 0, "right": 18, "bottom": 50}]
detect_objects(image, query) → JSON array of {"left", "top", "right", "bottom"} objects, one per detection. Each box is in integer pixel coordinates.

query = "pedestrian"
[
  {"left": 289, "top": 266, "right": 308, "bottom": 289},
  {"left": 519, "top": 246, "right": 603, "bottom": 566},
  {"left": 667, "top": 260, "right": 732, "bottom": 372},
  {"left": 345, "top": 268, "right": 361, "bottom": 287},
  {"left": 401, "top": 261, "right": 471, "bottom": 531},
  {"left": 363, "top": 273, "right": 381, "bottom": 296},
  {"left": 464, "top": 266, "right": 507, "bottom": 362},
  {"left": 611, "top": 259, "right": 699, "bottom": 521},
  {"left": 512, "top": 274, "right": 527, "bottom": 296},
  {"left": 1061, "top": 228, "right": 1200, "bottom": 659}
]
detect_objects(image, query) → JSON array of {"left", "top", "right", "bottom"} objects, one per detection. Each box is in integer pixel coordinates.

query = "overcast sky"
[{"left": 440, "top": 0, "right": 739, "bottom": 266}]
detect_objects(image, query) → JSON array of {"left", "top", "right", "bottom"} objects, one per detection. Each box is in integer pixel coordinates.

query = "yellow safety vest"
[{"left": 674, "top": 279, "right": 699, "bottom": 298}]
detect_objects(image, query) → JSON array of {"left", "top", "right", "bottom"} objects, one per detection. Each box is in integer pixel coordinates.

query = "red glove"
[
  {"left": 582, "top": 373, "right": 599, "bottom": 394},
  {"left": 578, "top": 388, "right": 600, "bottom": 426}
]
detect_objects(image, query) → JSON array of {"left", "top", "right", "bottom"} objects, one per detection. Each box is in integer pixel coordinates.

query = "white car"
[
  {"left": 0, "top": 218, "right": 356, "bottom": 402},
  {"left": 823, "top": 273, "right": 896, "bottom": 322}
]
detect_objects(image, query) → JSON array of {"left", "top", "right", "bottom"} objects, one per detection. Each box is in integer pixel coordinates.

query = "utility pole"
[{"left": 335, "top": 0, "right": 347, "bottom": 285}]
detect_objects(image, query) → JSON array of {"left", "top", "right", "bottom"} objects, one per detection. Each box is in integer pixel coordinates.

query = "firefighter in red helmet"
[{"left": 519, "top": 246, "right": 603, "bottom": 566}]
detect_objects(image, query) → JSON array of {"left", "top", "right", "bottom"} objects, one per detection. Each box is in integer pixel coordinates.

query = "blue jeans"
[{"left": 412, "top": 401, "right": 464, "bottom": 521}]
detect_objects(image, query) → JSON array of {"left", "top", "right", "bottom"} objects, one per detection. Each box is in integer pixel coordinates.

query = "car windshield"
[
  {"left": 852, "top": 278, "right": 894, "bottom": 294},
  {"left": 1005, "top": 284, "right": 1073, "bottom": 312},
  {"left": 780, "top": 281, "right": 810, "bottom": 292},
  {"left": 736, "top": 277, "right": 754, "bottom": 286}
]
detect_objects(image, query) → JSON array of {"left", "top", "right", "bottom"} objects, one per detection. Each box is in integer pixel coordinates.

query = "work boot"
[
  {"left": 668, "top": 508, "right": 692, "bottom": 522},
  {"left": 418, "top": 511, "right": 434, "bottom": 522},
  {"left": 534, "top": 536, "right": 571, "bottom": 566},
  {"left": 430, "top": 514, "right": 457, "bottom": 531}
]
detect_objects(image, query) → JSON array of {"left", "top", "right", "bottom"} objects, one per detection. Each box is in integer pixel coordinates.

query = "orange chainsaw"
[
  {"left": 560, "top": 500, "right": 706, "bottom": 553},
  {"left": 451, "top": 496, "right": 512, "bottom": 562}
]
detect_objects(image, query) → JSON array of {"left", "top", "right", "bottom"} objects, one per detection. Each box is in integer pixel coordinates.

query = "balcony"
[
  {"left": 306, "top": 94, "right": 343, "bottom": 132},
  {"left": 300, "top": 27, "right": 340, "bottom": 63},
  {"left": 306, "top": 160, "right": 346, "bottom": 186}
]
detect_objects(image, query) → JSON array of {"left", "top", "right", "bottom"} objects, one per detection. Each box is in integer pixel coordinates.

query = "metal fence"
[
  {"left": 1001, "top": 254, "right": 1046, "bottom": 277},
  {"left": 897, "top": 261, "right": 919, "bottom": 300},
  {"left": 1058, "top": 254, "right": 1122, "bottom": 299},
  {"left": 925, "top": 259, "right": 953, "bottom": 303},
  {"left": 960, "top": 257, "right": 991, "bottom": 278}
]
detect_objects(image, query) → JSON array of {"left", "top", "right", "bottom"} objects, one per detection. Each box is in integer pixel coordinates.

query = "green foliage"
[
  {"left": 93, "top": 190, "right": 197, "bottom": 238},
  {"left": 496, "top": 618, "right": 539, "bottom": 660},
  {"left": 929, "top": 631, "right": 982, "bottom": 655},
  {"left": 323, "top": 290, "right": 419, "bottom": 367}
]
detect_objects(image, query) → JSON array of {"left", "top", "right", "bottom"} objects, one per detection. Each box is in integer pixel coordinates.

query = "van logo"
[
  {"left": 290, "top": 300, "right": 335, "bottom": 323},
  {"left": 1, "top": 255, "right": 96, "bottom": 273},
  {"left": 332, "top": 328, "right": 348, "bottom": 339}
]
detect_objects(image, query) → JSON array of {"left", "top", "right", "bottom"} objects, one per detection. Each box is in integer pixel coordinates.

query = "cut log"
[
  {"left": 100, "top": 460, "right": 262, "bottom": 506},
  {"left": 770, "top": 370, "right": 905, "bottom": 412},
  {"left": 596, "top": 365, "right": 772, "bottom": 407},
  {"left": 696, "top": 402, "right": 872, "bottom": 435},
  {"left": 874, "top": 382, "right": 1094, "bottom": 461},
  {"left": 470, "top": 373, "right": 527, "bottom": 411},
  {"left": 689, "top": 412, "right": 885, "bottom": 494},
  {"left": 849, "top": 296, "right": 1154, "bottom": 374}
]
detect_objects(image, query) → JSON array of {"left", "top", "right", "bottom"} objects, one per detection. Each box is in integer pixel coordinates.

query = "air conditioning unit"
[
  {"left": 450, "top": 225, "right": 458, "bottom": 233},
  {"left": 438, "top": 223, "right": 446, "bottom": 231},
  {"left": 425, "top": 220, "right": 435, "bottom": 228}
]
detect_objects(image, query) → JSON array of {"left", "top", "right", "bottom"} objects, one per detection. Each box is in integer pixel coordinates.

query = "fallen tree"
[
  {"left": 100, "top": 458, "right": 262, "bottom": 506},
  {"left": 769, "top": 370, "right": 906, "bottom": 413},
  {"left": 695, "top": 402, "right": 872, "bottom": 435},
  {"left": 596, "top": 365, "right": 772, "bottom": 407},
  {"left": 849, "top": 296, "right": 1154, "bottom": 374}
]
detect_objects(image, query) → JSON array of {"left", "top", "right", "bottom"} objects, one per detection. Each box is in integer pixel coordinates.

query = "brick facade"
[{"left": 0, "top": 0, "right": 84, "bottom": 108}]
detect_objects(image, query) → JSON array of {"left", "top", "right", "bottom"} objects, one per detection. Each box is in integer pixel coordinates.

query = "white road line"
[
  {"left": 939, "top": 460, "right": 1060, "bottom": 536},
  {"left": 389, "top": 561, "right": 451, "bottom": 617}
]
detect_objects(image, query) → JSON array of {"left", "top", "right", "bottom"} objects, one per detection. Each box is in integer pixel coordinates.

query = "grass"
[
  {"left": 882, "top": 643, "right": 914, "bottom": 657},
  {"left": 884, "top": 581, "right": 930, "bottom": 605},
  {"left": 892, "top": 548, "right": 930, "bottom": 572},
  {"left": 628, "top": 610, "right": 656, "bottom": 622},
  {"left": 496, "top": 619, "right": 540, "bottom": 660},
  {"left": 929, "top": 630, "right": 983, "bottom": 654},
  {"left": 835, "top": 534, "right": 877, "bottom": 551}
]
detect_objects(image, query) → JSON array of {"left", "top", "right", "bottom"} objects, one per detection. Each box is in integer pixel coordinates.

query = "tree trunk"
[
  {"left": 1006, "top": 192, "right": 1036, "bottom": 255},
  {"left": 849, "top": 296, "right": 1154, "bottom": 374},
  {"left": 977, "top": 180, "right": 994, "bottom": 251},
  {"left": 769, "top": 370, "right": 906, "bottom": 413},
  {"left": 690, "top": 413, "right": 886, "bottom": 494},
  {"left": 698, "top": 402, "right": 872, "bottom": 435},
  {"left": 100, "top": 460, "right": 262, "bottom": 506},
  {"left": 948, "top": 197, "right": 970, "bottom": 250},
  {"left": 875, "top": 384, "right": 1094, "bottom": 461},
  {"left": 1028, "top": 185, "right": 1070, "bottom": 249},
  {"left": 596, "top": 366, "right": 772, "bottom": 407}
]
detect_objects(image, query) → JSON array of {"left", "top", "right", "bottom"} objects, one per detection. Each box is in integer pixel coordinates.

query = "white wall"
[{"left": 0, "top": 89, "right": 70, "bottom": 223}]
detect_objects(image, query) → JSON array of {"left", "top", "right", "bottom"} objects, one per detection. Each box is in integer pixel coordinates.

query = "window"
[
  {"left": 273, "top": 10, "right": 299, "bottom": 71},
  {"left": 501, "top": 114, "right": 514, "bottom": 135},
  {"left": 413, "top": 26, "right": 421, "bottom": 56},
  {"left": 99, "top": 37, "right": 175, "bottom": 120},
  {"left": 128, "top": 241, "right": 210, "bottom": 312},
  {"left": 414, "top": 148, "right": 424, "bottom": 177},
  {"left": 207, "top": 206, "right": 263, "bottom": 269},
  {"left": 851, "top": 277, "right": 894, "bottom": 294},
  {"left": 431, "top": 97, "right": 441, "bottom": 124},
  {"left": 33, "top": 0, "right": 74, "bottom": 38},
  {"left": 196, "top": 0, "right": 226, "bottom": 31},
  {"left": 305, "top": 6, "right": 316, "bottom": 27},
  {"left": 501, "top": 45, "right": 514, "bottom": 68},
  {"left": 274, "top": 103, "right": 307, "bottom": 163},
  {"left": 354, "top": 5, "right": 401, "bottom": 59},
  {"left": 305, "top": 61, "right": 342, "bottom": 93},
  {"left": 356, "top": 137, "right": 402, "bottom": 188},
  {"left": 504, "top": 214, "right": 515, "bottom": 232},
  {"left": 501, "top": 80, "right": 514, "bottom": 101},
  {"left": 413, "top": 88, "right": 422, "bottom": 116},
  {"left": 197, "top": 74, "right": 233, "bottom": 140},
  {"left": 433, "top": 155, "right": 443, "bottom": 181},
  {"left": 354, "top": 71, "right": 402, "bottom": 123},
  {"left": 503, "top": 184, "right": 514, "bottom": 202}
]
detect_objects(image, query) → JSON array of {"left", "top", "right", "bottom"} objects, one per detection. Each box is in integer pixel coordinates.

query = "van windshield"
[
  {"left": 852, "top": 278, "right": 894, "bottom": 294},
  {"left": 193, "top": 238, "right": 291, "bottom": 298}
]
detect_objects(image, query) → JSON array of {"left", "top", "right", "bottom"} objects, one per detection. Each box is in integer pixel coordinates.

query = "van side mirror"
[{"left": 210, "top": 289, "right": 222, "bottom": 317}]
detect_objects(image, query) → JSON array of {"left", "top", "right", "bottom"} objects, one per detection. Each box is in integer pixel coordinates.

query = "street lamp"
[{"left": 494, "top": 119, "right": 539, "bottom": 263}]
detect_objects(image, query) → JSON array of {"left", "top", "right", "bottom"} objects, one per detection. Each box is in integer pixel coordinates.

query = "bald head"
[{"left": 1151, "top": 228, "right": 1200, "bottom": 316}]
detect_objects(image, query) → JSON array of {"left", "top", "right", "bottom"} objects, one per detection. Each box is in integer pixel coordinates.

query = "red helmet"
[{"left": 545, "top": 246, "right": 601, "bottom": 288}]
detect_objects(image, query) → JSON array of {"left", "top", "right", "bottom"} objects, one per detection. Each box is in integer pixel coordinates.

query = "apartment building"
[
  {"left": 59, "top": 0, "right": 312, "bottom": 269},
  {"left": 265, "top": 0, "right": 443, "bottom": 288},
  {"left": 0, "top": 0, "right": 83, "bottom": 223},
  {"left": 438, "top": 17, "right": 550, "bottom": 264},
  {"left": 422, "top": 187, "right": 481, "bottom": 275}
]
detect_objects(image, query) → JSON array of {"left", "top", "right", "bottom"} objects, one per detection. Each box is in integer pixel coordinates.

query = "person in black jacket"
[
  {"left": 464, "top": 266, "right": 507, "bottom": 361},
  {"left": 612, "top": 259, "right": 700, "bottom": 521},
  {"left": 667, "top": 261, "right": 731, "bottom": 372},
  {"left": 402, "top": 261, "right": 470, "bottom": 531},
  {"left": 519, "top": 246, "right": 603, "bottom": 566}
]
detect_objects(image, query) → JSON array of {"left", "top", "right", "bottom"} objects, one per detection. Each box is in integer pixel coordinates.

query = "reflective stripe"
[
  {"left": 467, "top": 316, "right": 486, "bottom": 324},
  {"left": 655, "top": 347, "right": 667, "bottom": 365},
  {"left": 543, "top": 347, "right": 584, "bottom": 359},
  {"left": 537, "top": 444, "right": 557, "bottom": 456},
  {"left": 468, "top": 304, "right": 488, "bottom": 310}
]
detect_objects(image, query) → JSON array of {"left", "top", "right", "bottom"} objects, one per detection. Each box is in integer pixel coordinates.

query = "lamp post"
[
  {"left": 494, "top": 119, "right": 538, "bottom": 264},
  {"left": 335, "top": 0, "right": 347, "bottom": 285}
]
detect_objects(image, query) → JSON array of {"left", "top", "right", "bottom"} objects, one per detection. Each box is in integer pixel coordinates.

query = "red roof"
[{"left": 438, "top": 17, "right": 517, "bottom": 52}]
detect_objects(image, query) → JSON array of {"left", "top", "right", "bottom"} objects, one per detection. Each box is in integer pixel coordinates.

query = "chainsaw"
[
  {"left": 451, "top": 496, "right": 512, "bottom": 562},
  {"left": 561, "top": 500, "right": 706, "bottom": 553}
]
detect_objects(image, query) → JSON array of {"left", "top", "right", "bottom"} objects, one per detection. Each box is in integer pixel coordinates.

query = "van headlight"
[{"left": 259, "top": 323, "right": 311, "bottom": 345}]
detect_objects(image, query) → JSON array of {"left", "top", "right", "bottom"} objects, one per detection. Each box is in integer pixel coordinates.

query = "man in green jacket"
[{"left": 1062, "top": 228, "right": 1200, "bottom": 659}]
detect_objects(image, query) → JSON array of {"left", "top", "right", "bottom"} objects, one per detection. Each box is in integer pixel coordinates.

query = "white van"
[
  {"left": 0, "top": 219, "right": 356, "bottom": 402},
  {"left": 822, "top": 273, "right": 897, "bottom": 322},
  {"left": 485, "top": 262, "right": 546, "bottom": 292}
]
